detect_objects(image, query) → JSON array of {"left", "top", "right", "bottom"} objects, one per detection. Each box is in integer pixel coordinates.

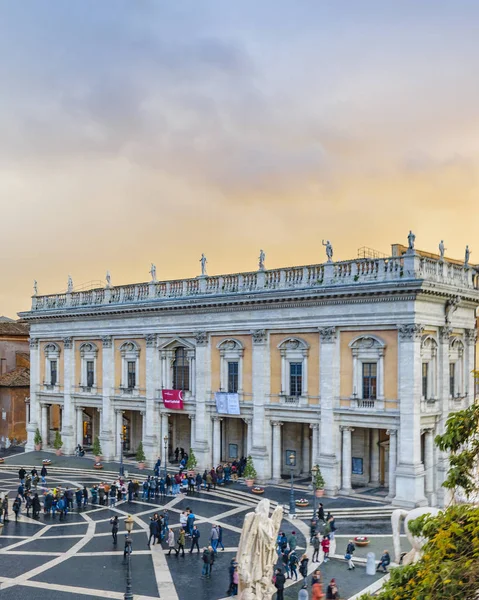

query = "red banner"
[{"left": 161, "top": 389, "right": 184, "bottom": 410}]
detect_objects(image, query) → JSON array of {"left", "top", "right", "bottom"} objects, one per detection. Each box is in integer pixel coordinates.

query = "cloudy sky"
[{"left": 1, "top": 1, "right": 479, "bottom": 317}]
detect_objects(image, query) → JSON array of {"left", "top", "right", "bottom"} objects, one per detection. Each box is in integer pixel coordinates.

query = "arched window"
[
  {"left": 173, "top": 347, "right": 190, "bottom": 391},
  {"left": 44, "top": 342, "right": 61, "bottom": 389},
  {"left": 420, "top": 335, "right": 438, "bottom": 400},
  {"left": 217, "top": 339, "right": 244, "bottom": 393},
  {"left": 449, "top": 337, "right": 465, "bottom": 398},
  {"left": 349, "top": 335, "right": 386, "bottom": 400},
  {"left": 277, "top": 337, "right": 309, "bottom": 398},
  {"left": 79, "top": 342, "right": 98, "bottom": 392},
  {"left": 120, "top": 341, "right": 140, "bottom": 394}
]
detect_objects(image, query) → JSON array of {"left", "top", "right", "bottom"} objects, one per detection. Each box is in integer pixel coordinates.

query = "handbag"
[{"left": 344, "top": 553, "right": 351, "bottom": 560}]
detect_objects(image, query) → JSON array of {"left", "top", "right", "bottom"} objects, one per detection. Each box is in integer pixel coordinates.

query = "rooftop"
[
  {"left": 0, "top": 320, "right": 30, "bottom": 336},
  {"left": 0, "top": 367, "right": 30, "bottom": 387}
]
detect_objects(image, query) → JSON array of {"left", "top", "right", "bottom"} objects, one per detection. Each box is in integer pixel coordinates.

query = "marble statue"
[
  {"left": 258, "top": 249, "right": 265, "bottom": 271},
  {"left": 322, "top": 239, "right": 333, "bottom": 262},
  {"left": 150, "top": 263, "right": 157, "bottom": 282},
  {"left": 465, "top": 245, "right": 471, "bottom": 267},
  {"left": 408, "top": 230, "right": 416, "bottom": 251},
  {"left": 391, "top": 506, "right": 441, "bottom": 565},
  {"left": 237, "top": 498, "right": 283, "bottom": 599},
  {"left": 200, "top": 253, "right": 208, "bottom": 276},
  {"left": 439, "top": 240, "right": 445, "bottom": 260},
  {"left": 105, "top": 271, "right": 111, "bottom": 288},
  {"left": 67, "top": 275, "right": 73, "bottom": 293},
  {"left": 33, "top": 280, "right": 38, "bottom": 296}
]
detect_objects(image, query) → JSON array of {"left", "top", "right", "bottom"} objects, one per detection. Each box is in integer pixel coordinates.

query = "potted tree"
[
  {"left": 53, "top": 430, "right": 63, "bottom": 456},
  {"left": 92, "top": 437, "right": 102, "bottom": 463},
  {"left": 34, "top": 428, "right": 43, "bottom": 451},
  {"left": 136, "top": 441, "right": 146, "bottom": 470},
  {"left": 186, "top": 448, "right": 197, "bottom": 477},
  {"left": 244, "top": 455, "right": 257, "bottom": 488},
  {"left": 313, "top": 465, "right": 325, "bottom": 497}
]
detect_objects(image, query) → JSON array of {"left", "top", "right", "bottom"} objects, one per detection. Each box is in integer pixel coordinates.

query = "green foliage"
[
  {"left": 34, "top": 428, "right": 42, "bottom": 445},
  {"left": 435, "top": 401, "right": 479, "bottom": 497},
  {"left": 186, "top": 448, "right": 197, "bottom": 470},
  {"left": 136, "top": 441, "right": 146, "bottom": 462},
  {"left": 92, "top": 436, "right": 102, "bottom": 457},
  {"left": 313, "top": 465, "right": 325, "bottom": 489},
  {"left": 243, "top": 455, "right": 257, "bottom": 479},
  {"left": 53, "top": 430, "right": 63, "bottom": 450},
  {"left": 359, "top": 505, "right": 479, "bottom": 600}
]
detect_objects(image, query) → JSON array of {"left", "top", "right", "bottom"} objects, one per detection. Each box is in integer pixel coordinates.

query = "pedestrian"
[
  {"left": 201, "top": 546, "right": 212, "bottom": 578},
  {"left": 1, "top": 494, "right": 9, "bottom": 522},
  {"left": 176, "top": 528, "right": 186, "bottom": 557},
  {"left": 18, "top": 467, "right": 26, "bottom": 484},
  {"left": 232, "top": 566, "right": 239, "bottom": 596},
  {"left": 281, "top": 549, "right": 291, "bottom": 579},
  {"left": 98, "top": 484, "right": 106, "bottom": 506},
  {"left": 167, "top": 528, "right": 175, "bottom": 555},
  {"left": 226, "top": 559, "right": 238, "bottom": 596},
  {"left": 328, "top": 516, "right": 336, "bottom": 541},
  {"left": 321, "top": 536, "right": 330, "bottom": 563},
  {"left": 312, "top": 533, "right": 320, "bottom": 562},
  {"left": 25, "top": 493, "right": 32, "bottom": 518},
  {"left": 377, "top": 550, "right": 391, "bottom": 573},
  {"left": 288, "top": 531, "right": 297, "bottom": 552},
  {"left": 75, "top": 488, "right": 82, "bottom": 511},
  {"left": 289, "top": 550, "right": 299, "bottom": 581},
  {"left": 317, "top": 503, "right": 325, "bottom": 523},
  {"left": 109, "top": 485, "right": 116, "bottom": 507},
  {"left": 206, "top": 471, "right": 212, "bottom": 491},
  {"left": 32, "top": 493, "right": 41, "bottom": 519},
  {"left": 310, "top": 518, "right": 317, "bottom": 542},
  {"left": 298, "top": 585, "right": 309, "bottom": 600},
  {"left": 311, "top": 569, "right": 321, "bottom": 588},
  {"left": 148, "top": 517, "right": 159, "bottom": 546},
  {"left": 195, "top": 472, "right": 202, "bottom": 493},
  {"left": 190, "top": 525, "right": 201, "bottom": 553},
  {"left": 312, "top": 580, "right": 325, "bottom": 600},
  {"left": 41, "top": 465, "right": 48, "bottom": 484},
  {"left": 110, "top": 516, "right": 119, "bottom": 544},
  {"left": 326, "top": 578, "right": 339, "bottom": 599},
  {"left": 274, "top": 568, "right": 286, "bottom": 600},
  {"left": 210, "top": 524, "right": 219, "bottom": 553},
  {"left": 187, "top": 510, "right": 195, "bottom": 536},
  {"left": 128, "top": 480, "right": 134, "bottom": 502},
  {"left": 217, "top": 524, "right": 225, "bottom": 551},
  {"left": 299, "top": 554, "right": 309, "bottom": 584},
  {"left": 13, "top": 494, "right": 22, "bottom": 522},
  {"left": 345, "top": 539, "right": 356, "bottom": 570},
  {"left": 82, "top": 486, "right": 89, "bottom": 508},
  {"left": 208, "top": 544, "right": 215, "bottom": 574}
]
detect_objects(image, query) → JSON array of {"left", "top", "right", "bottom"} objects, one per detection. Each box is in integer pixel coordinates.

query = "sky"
[{"left": 1, "top": 1, "right": 479, "bottom": 317}]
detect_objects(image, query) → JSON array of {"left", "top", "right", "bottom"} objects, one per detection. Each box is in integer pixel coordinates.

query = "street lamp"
[
  {"left": 123, "top": 515, "right": 134, "bottom": 600},
  {"left": 119, "top": 431, "right": 125, "bottom": 478},
  {"left": 163, "top": 435, "right": 168, "bottom": 478},
  {"left": 289, "top": 452, "right": 296, "bottom": 517}
]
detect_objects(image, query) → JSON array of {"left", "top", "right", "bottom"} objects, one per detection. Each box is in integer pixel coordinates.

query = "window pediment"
[
  {"left": 79, "top": 342, "right": 98, "bottom": 357},
  {"left": 120, "top": 341, "right": 140, "bottom": 357},
  {"left": 44, "top": 342, "right": 60, "bottom": 357}
]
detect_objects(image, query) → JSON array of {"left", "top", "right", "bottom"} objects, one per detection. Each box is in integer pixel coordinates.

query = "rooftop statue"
[
  {"left": 322, "top": 239, "right": 333, "bottom": 262},
  {"left": 258, "top": 249, "right": 265, "bottom": 271},
  {"left": 150, "top": 263, "right": 157, "bottom": 282},
  {"left": 200, "top": 253, "right": 208, "bottom": 276},
  {"left": 408, "top": 230, "right": 416, "bottom": 251}
]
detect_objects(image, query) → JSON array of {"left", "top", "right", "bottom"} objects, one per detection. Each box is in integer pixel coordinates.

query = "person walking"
[
  {"left": 317, "top": 503, "right": 325, "bottom": 523},
  {"left": 176, "top": 528, "right": 186, "bottom": 557},
  {"left": 40, "top": 465, "right": 48, "bottom": 485},
  {"left": 326, "top": 578, "right": 339, "bottom": 599},
  {"left": 190, "top": 525, "right": 201, "bottom": 553},
  {"left": 289, "top": 550, "right": 299, "bottom": 581},
  {"left": 321, "top": 536, "right": 330, "bottom": 563},
  {"left": 312, "top": 533, "right": 320, "bottom": 562},
  {"left": 187, "top": 510, "right": 196, "bottom": 536},
  {"left": 201, "top": 546, "right": 212, "bottom": 578},
  {"left": 299, "top": 554, "right": 309, "bottom": 584},
  {"left": 217, "top": 524, "right": 225, "bottom": 551},
  {"left": 346, "top": 539, "right": 356, "bottom": 570},
  {"left": 18, "top": 467, "right": 26, "bottom": 484},
  {"left": 208, "top": 544, "right": 215, "bottom": 575},
  {"left": 231, "top": 565, "right": 239, "bottom": 596},
  {"left": 1, "top": 494, "right": 9, "bottom": 523},
  {"left": 167, "top": 528, "right": 175, "bottom": 556},
  {"left": 210, "top": 524, "right": 219, "bottom": 553},
  {"left": 13, "top": 494, "right": 22, "bottom": 522},
  {"left": 274, "top": 568, "right": 286, "bottom": 600},
  {"left": 377, "top": 550, "right": 391, "bottom": 573},
  {"left": 288, "top": 531, "right": 297, "bottom": 552},
  {"left": 298, "top": 585, "right": 309, "bottom": 600},
  {"left": 226, "top": 558, "right": 238, "bottom": 596},
  {"left": 82, "top": 486, "right": 89, "bottom": 508},
  {"left": 312, "top": 580, "right": 325, "bottom": 600},
  {"left": 25, "top": 494, "right": 32, "bottom": 518},
  {"left": 110, "top": 516, "right": 119, "bottom": 544},
  {"left": 75, "top": 488, "right": 82, "bottom": 511},
  {"left": 281, "top": 548, "right": 291, "bottom": 579},
  {"left": 32, "top": 493, "right": 41, "bottom": 519},
  {"left": 148, "top": 517, "right": 159, "bottom": 546}
]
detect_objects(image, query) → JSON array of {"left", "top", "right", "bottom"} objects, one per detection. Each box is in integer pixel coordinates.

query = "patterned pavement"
[{"left": 0, "top": 453, "right": 395, "bottom": 599}]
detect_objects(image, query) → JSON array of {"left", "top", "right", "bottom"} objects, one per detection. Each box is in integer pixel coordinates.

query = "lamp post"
[
  {"left": 123, "top": 515, "right": 134, "bottom": 600},
  {"left": 311, "top": 464, "right": 318, "bottom": 517},
  {"left": 289, "top": 452, "right": 296, "bottom": 517},
  {"left": 163, "top": 435, "right": 168, "bottom": 478},
  {"left": 119, "top": 432, "right": 125, "bottom": 478}
]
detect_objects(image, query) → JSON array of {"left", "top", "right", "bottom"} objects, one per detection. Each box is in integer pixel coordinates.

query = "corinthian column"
[
  {"left": 271, "top": 421, "right": 283, "bottom": 483},
  {"left": 340, "top": 426, "right": 354, "bottom": 494}
]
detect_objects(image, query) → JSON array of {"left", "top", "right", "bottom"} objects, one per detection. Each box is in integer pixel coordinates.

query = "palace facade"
[{"left": 20, "top": 242, "right": 479, "bottom": 508}]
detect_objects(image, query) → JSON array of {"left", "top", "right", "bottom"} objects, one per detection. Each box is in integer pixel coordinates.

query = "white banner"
[{"left": 215, "top": 392, "right": 240, "bottom": 415}]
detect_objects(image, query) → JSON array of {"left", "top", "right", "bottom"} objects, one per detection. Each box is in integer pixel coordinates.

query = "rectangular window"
[
  {"left": 449, "top": 363, "right": 455, "bottom": 397},
  {"left": 422, "top": 362, "right": 429, "bottom": 399},
  {"left": 86, "top": 361, "right": 94, "bottom": 388},
  {"left": 362, "top": 362, "right": 377, "bottom": 399},
  {"left": 289, "top": 362, "right": 302, "bottom": 397},
  {"left": 50, "top": 360, "right": 57, "bottom": 386},
  {"left": 227, "top": 361, "right": 239, "bottom": 393},
  {"left": 127, "top": 361, "right": 136, "bottom": 389}
]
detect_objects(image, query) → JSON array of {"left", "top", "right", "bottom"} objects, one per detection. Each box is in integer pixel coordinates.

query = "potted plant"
[
  {"left": 186, "top": 448, "right": 197, "bottom": 476},
  {"left": 53, "top": 430, "right": 63, "bottom": 456},
  {"left": 243, "top": 455, "right": 257, "bottom": 487},
  {"left": 296, "top": 498, "right": 309, "bottom": 507},
  {"left": 92, "top": 437, "right": 102, "bottom": 463},
  {"left": 34, "top": 428, "right": 43, "bottom": 451},
  {"left": 251, "top": 486, "right": 264, "bottom": 495},
  {"left": 313, "top": 465, "right": 325, "bottom": 498},
  {"left": 136, "top": 441, "right": 146, "bottom": 470}
]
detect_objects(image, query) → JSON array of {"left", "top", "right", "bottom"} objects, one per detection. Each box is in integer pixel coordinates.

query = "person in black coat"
[
  {"left": 110, "top": 516, "right": 119, "bottom": 544},
  {"left": 317, "top": 503, "right": 325, "bottom": 523},
  {"left": 148, "top": 517, "right": 159, "bottom": 546},
  {"left": 274, "top": 568, "right": 286, "bottom": 600},
  {"left": 40, "top": 465, "right": 48, "bottom": 483},
  {"left": 32, "top": 493, "right": 41, "bottom": 519},
  {"left": 18, "top": 468, "right": 26, "bottom": 483}
]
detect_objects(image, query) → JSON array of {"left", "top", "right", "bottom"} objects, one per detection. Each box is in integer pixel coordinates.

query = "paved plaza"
[{"left": 0, "top": 452, "right": 405, "bottom": 599}]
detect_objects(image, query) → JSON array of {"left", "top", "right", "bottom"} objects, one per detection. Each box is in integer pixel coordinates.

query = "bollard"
[{"left": 366, "top": 551, "right": 376, "bottom": 575}]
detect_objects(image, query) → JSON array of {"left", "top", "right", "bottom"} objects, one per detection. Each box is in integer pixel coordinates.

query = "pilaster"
[
  {"left": 143, "top": 334, "right": 159, "bottom": 466},
  {"left": 61, "top": 337, "right": 75, "bottom": 454},
  {"left": 250, "top": 329, "right": 271, "bottom": 483},
  {"left": 193, "top": 332, "right": 210, "bottom": 470},
  {"left": 100, "top": 336, "right": 115, "bottom": 461},
  {"left": 26, "top": 338, "right": 40, "bottom": 450}
]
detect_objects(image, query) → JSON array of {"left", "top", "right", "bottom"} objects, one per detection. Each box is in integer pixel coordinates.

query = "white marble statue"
[
  {"left": 439, "top": 240, "right": 445, "bottom": 260},
  {"left": 408, "top": 230, "right": 416, "bottom": 251},
  {"left": 465, "top": 245, "right": 471, "bottom": 267},
  {"left": 67, "top": 275, "right": 73, "bottom": 293},
  {"left": 237, "top": 498, "right": 283, "bottom": 599},
  {"left": 258, "top": 249, "right": 265, "bottom": 271},
  {"left": 322, "top": 239, "right": 333, "bottom": 262},
  {"left": 391, "top": 506, "right": 441, "bottom": 565},
  {"left": 105, "top": 271, "right": 111, "bottom": 288},
  {"left": 33, "top": 280, "right": 38, "bottom": 296},
  {"left": 200, "top": 253, "right": 208, "bottom": 276},
  {"left": 150, "top": 263, "right": 157, "bottom": 282}
]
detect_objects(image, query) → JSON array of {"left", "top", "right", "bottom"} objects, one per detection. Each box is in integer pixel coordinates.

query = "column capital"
[
  {"left": 340, "top": 425, "right": 354, "bottom": 432},
  {"left": 243, "top": 418, "right": 252, "bottom": 425},
  {"left": 161, "top": 412, "right": 171, "bottom": 418},
  {"left": 101, "top": 336, "right": 113, "bottom": 348},
  {"left": 439, "top": 326, "right": 453, "bottom": 341},
  {"left": 421, "top": 426, "right": 435, "bottom": 434},
  {"left": 140, "top": 411, "right": 146, "bottom": 416},
  {"left": 29, "top": 337, "right": 39, "bottom": 348},
  {"left": 76, "top": 405, "right": 83, "bottom": 411},
  {"left": 251, "top": 329, "right": 267, "bottom": 345},
  {"left": 386, "top": 428, "right": 398, "bottom": 436},
  {"left": 145, "top": 334, "right": 157, "bottom": 347},
  {"left": 318, "top": 326, "right": 337, "bottom": 343},
  {"left": 188, "top": 414, "right": 196, "bottom": 421},
  {"left": 310, "top": 423, "right": 319, "bottom": 431},
  {"left": 63, "top": 337, "right": 73, "bottom": 349},
  {"left": 398, "top": 324, "right": 424, "bottom": 340},
  {"left": 195, "top": 331, "right": 208, "bottom": 346},
  {"left": 115, "top": 409, "right": 124, "bottom": 415},
  {"left": 271, "top": 421, "right": 284, "bottom": 427},
  {"left": 212, "top": 416, "right": 223, "bottom": 422},
  {"left": 465, "top": 328, "right": 478, "bottom": 344}
]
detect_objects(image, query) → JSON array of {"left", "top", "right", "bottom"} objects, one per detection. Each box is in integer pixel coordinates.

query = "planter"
[
  {"left": 251, "top": 486, "right": 265, "bottom": 495},
  {"left": 93, "top": 462, "right": 103, "bottom": 470},
  {"left": 315, "top": 489, "right": 324, "bottom": 498},
  {"left": 354, "top": 536, "right": 370, "bottom": 547},
  {"left": 55, "top": 449, "right": 62, "bottom": 456},
  {"left": 245, "top": 478, "right": 255, "bottom": 488},
  {"left": 296, "top": 501, "right": 309, "bottom": 507},
  {"left": 0, "top": 457, "right": 4, "bottom": 464},
  {"left": 42, "top": 459, "right": 51, "bottom": 465},
  {"left": 35, "top": 444, "right": 42, "bottom": 451},
  {"left": 138, "top": 462, "right": 145, "bottom": 470}
]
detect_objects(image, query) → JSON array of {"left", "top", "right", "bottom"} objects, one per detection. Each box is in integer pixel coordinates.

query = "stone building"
[
  {"left": 19, "top": 240, "right": 479, "bottom": 508},
  {"left": 0, "top": 318, "right": 30, "bottom": 444}
]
